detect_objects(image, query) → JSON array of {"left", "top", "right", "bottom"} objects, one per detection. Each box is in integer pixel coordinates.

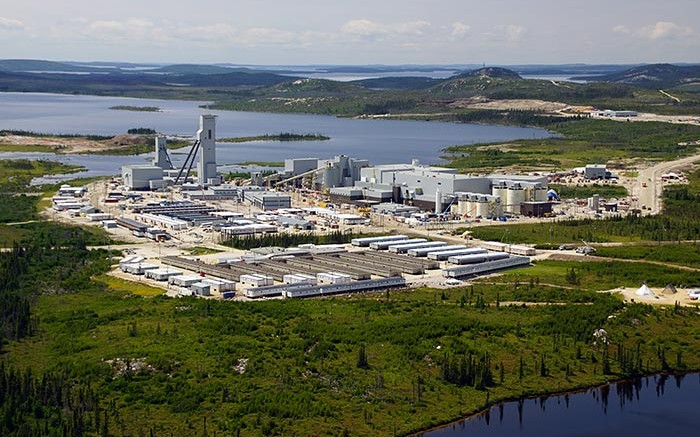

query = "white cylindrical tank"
[
  {"left": 492, "top": 181, "right": 508, "bottom": 202},
  {"left": 535, "top": 186, "right": 548, "bottom": 202},
  {"left": 476, "top": 196, "right": 490, "bottom": 218},
  {"left": 435, "top": 189, "right": 442, "bottom": 213},
  {"left": 506, "top": 184, "right": 525, "bottom": 214}
]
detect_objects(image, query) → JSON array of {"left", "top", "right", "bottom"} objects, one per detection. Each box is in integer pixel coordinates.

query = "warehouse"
[
  {"left": 244, "top": 191, "right": 292, "bottom": 211},
  {"left": 122, "top": 165, "right": 164, "bottom": 190},
  {"left": 137, "top": 213, "right": 189, "bottom": 230}
]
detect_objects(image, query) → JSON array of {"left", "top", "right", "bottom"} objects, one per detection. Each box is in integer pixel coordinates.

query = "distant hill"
[
  {"left": 149, "top": 64, "right": 238, "bottom": 75},
  {"left": 582, "top": 63, "right": 700, "bottom": 88},
  {"left": 428, "top": 68, "right": 523, "bottom": 97},
  {"left": 0, "top": 59, "right": 111, "bottom": 73},
  {"left": 265, "top": 78, "right": 367, "bottom": 95},
  {"left": 352, "top": 77, "right": 442, "bottom": 90},
  {"left": 455, "top": 67, "right": 522, "bottom": 80},
  {"left": 166, "top": 71, "right": 295, "bottom": 87}
]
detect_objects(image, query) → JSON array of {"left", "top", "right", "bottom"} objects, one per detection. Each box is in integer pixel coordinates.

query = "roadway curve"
[{"left": 634, "top": 152, "right": 700, "bottom": 215}]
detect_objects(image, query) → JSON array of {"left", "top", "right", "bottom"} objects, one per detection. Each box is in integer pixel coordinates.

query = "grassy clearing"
[
  {"left": 185, "top": 246, "right": 224, "bottom": 256},
  {"left": 594, "top": 243, "right": 700, "bottom": 268},
  {"left": 96, "top": 274, "right": 166, "bottom": 297},
  {"left": 0, "top": 143, "right": 58, "bottom": 153},
  {"left": 494, "top": 259, "right": 700, "bottom": 291},
  {"left": 444, "top": 118, "right": 700, "bottom": 171}
]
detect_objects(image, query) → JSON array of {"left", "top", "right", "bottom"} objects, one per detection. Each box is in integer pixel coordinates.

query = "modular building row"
[
  {"left": 244, "top": 277, "right": 407, "bottom": 299},
  {"left": 444, "top": 256, "right": 531, "bottom": 278},
  {"left": 477, "top": 241, "right": 537, "bottom": 256}
]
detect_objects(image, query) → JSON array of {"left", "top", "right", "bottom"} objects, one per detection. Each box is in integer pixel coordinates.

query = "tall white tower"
[
  {"left": 153, "top": 136, "right": 171, "bottom": 169},
  {"left": 196, "top": 114, "right": 219, "bottom": 185}
]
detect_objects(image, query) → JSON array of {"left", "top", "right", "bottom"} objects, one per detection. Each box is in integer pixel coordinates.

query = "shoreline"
[{"left": 410, "top": 369, "right": 698, "bottom": 436}]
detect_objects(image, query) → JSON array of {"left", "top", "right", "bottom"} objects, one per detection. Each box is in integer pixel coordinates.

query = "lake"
[
  {"left": 0, "top": 92, "right": 552, "bottom": 178},
  {"left": 423, "top": 373, "right": 699, "bottom": 437}
]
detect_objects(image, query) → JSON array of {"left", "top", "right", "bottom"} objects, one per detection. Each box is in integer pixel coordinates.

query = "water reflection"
[{"left": 424, "top": 373, "right": 699, "bottom": 436}]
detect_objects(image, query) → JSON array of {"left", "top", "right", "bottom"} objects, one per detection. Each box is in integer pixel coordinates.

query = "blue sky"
[{"left": 0, "top": 0, "right": 698, "bottom": 64}]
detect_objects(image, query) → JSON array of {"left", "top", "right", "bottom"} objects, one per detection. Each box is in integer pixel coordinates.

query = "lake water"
[
  {"left": 423, "top": 373, "right": 700, "bottom": 437},
  {"left": 0, "top": 92, "right": 552, "bottom": 178}
]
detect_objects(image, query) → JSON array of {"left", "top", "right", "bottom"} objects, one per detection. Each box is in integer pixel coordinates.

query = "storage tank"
[
  {"left": 506, "top": 183, "right": 525, "bottom": 214},
  {"left": 492, "top": 180, "right": 508, "bottom": 202},
  {"left": 534, "top": 185, "right": 548, "bottom": 202},
  {"left": 476, "top": 195, "right": 490, "bottom": 218}
]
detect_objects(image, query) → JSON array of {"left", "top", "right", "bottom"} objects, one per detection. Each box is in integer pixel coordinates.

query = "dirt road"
[{"left": 635, "top": 152, "right": 700, "bottom": 214}]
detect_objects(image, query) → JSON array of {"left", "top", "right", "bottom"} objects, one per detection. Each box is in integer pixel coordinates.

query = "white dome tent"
[{"left": 635, "top": 283, "right": 655, "bottom": 297}]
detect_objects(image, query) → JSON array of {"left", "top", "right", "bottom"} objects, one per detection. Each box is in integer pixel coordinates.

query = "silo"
[
  {"left": 534, "top": 184, "right": 548, "bottom": 202},
  {"left": 435, "top": 189, "right": 442, "bottom": 213},
  {"left": 506, "top": 183, "right": 525, "bottom": 214},
  {"left": 476, "top": 195, "right": 490, "bottom": 218},
  {"left": 492, "top": 180, "right": 508, "bottom": 202}
]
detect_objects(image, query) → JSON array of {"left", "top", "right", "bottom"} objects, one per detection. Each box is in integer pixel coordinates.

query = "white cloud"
[
  {"left": 500, "top": 24, "right": 526, "bottom": 42},
  {"left": 341, "top": 19, "right": 431, "bottom": 38},
  {"left": 240, "top": 27, "right": 298, "bottom": 45},
  {"left": 641, "top": 21, "right": 693, "bottom": 40},
  {"left": 0, "top": 17, "right": 24, "bottom": 30},
  {"left": 485, "top": 24, "right": 526, "bottom": 43},
  {"left": 86, "top": 18, "right": 169, "bottom": 43},
  {"left": 175, "top": 23, "right": 237, "bottom": 43},
  {"left": 451, "top": 21, "right": 470, "bottom": 38},
  {"left": 612, "top": 25, "right": 630, "bottom": 34}
]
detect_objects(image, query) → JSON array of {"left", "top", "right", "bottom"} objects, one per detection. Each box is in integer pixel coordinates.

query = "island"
[
  {"left": 218, "top": 132, "right": 330, "bottom": 143},
  {"left": 109, "top": 105, "right": 162, "bottom": 112}
]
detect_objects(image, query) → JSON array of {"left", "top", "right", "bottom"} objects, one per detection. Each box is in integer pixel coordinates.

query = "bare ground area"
[{"left": 0, "top": 134, "right": 150, "bottom": 154}]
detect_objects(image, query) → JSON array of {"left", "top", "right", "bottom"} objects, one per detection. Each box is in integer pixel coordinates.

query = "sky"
[{"left": 0, "top": 0, "right": 698, "bottom": 65}]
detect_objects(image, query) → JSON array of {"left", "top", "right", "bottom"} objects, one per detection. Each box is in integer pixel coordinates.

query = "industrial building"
[
  {"left": 584, "top": 165, "right": 610, "bottom": 180},
  {"left": 121, "top": 115, "right": 222, "bottom": 190},
  {"left": 196, "top": 114, "right": 220, "bottom": 186},
  {"left": 244, "top": 190, "right": 292, "bottom": 211},
  {"left": 121, "top": 165, "right": 164, "bottom": 190},
  {"left": 347, "top": 159, "right": 548, "bottom": 214},
  {"left": 281, "top": 155, "right": 370, "bottom": 190}
]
